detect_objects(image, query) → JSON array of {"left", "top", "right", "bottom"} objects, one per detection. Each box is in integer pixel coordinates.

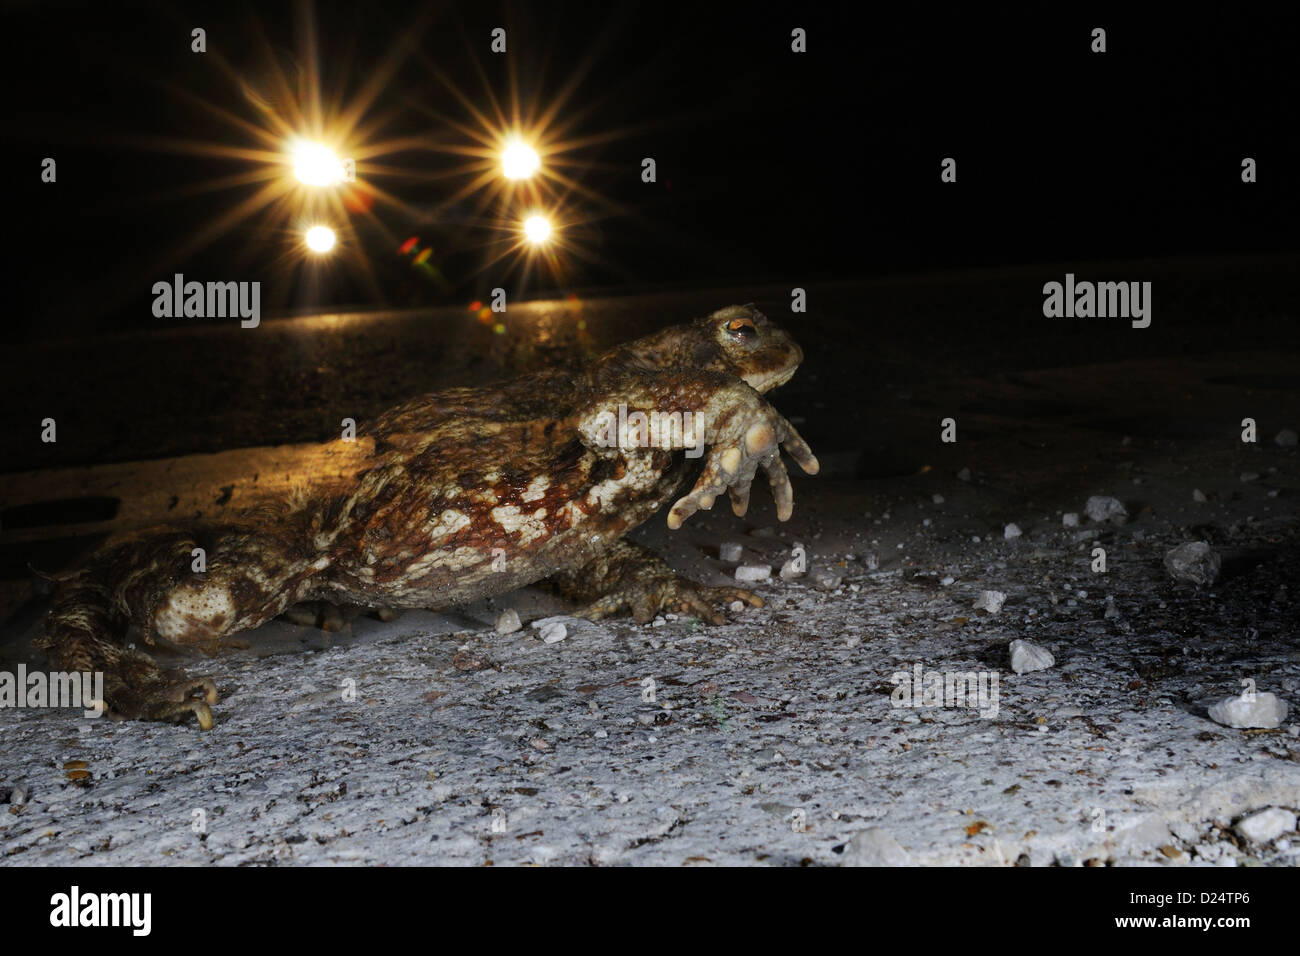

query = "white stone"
[
  {"left": 1084, "top": 495, "right": 1128, "bottom": 524},
  {"left": 718, "top": 542, "right": 744, "bottom": 562},
  {"left": 1240, "top": 471, "right": 1260, "bottom": 483},
  {"left": 538, "top": 621, "right": 568, "bottom": 644},
  {"left": 1004, "top": 523, "right": 1022, "bottom": 539},
  {"left": 843, "top": 827, "right": 912, "bottom": 866},
  {"left": 1194, "top": 842, "right": 1223, "bottom": 862},
  {"left": 1192, "top": 488, "right": 1207, "bottom": 502},
  {"left": 1208, "top": 692, "right": 1288, "bottom": 729},
  {"left": 1062, "top": 512, "right": 1079, "bottom": 527},
  {"left": 973, "top": 590, "right": 1006, "bottom": 613},
  {"left": 813, "top": 571, "right": 843, "bottom": 590},
  {"left": 494, "top": 608, "right": 522, "bottom": 635},
  {"left": 1009, "top": 639, "right": 1054, "bottom": 674},
  {"left": 932, "top": 493, "right": 945, "bottom": 504},
  {"left": 1235, "top": 807, "right": 1297, "bottom": 844},
  {"left": 1164, "top": 541, "right": 1221, "bottom": 586},
  {"left": 735, "top": 564, "right": 771, "bottom": 582}
]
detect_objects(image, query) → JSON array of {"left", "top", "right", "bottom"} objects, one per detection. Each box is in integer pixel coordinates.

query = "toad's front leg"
[{"left": 576, "top": 370, "right": 819, "bottom": 530}]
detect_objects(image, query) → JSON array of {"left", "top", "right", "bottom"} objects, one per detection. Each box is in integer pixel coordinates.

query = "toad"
[{"left": 37, "top": 304, "right": 818, "bottom": 728}]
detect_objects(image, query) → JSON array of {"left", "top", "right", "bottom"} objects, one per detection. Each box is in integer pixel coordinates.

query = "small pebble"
[
  {"left": 1208, "top": 691, "right": 1288, "bottom": 729},
  {"left": 1004, "top": 523, "right": 1022, "bottom": 539},
  {"left": 1009, "top": 639, "right": 1054, "bottom": 674},
  {"left": 1236, "top": 807, "right": 1297, "bottom": 844},
  {"left": 718, "top": 542, "right": 744, "bottom": 562},
  {"left": 843, "top": 827, "right": 912, "bottom": 866},
  {"left": 538, "top": 621, "right": 568, "bottom": 644},
  {"left": 1192, "top": 488, "right": 1207, "bottom": 502},
  {"left": 973, "top": 590, "right": 1006, "bottom": 613},
  {"left": 735, "top": 564, "right": 771, "bottom": 583},
  {"left": 1164, "top": 541, "right": 1221, "bottom": 586},
  {"left": 1240, "top": 472, "right": 1260, "bottom": 483},
  {"left": 1062, "top": 512, "right": 1079, "bottom": 527},
  {"left": 957, "top": 468, "right": 972, "bottom": 482},
  {"left": 1276, "top": 428, "right": 1298, "bottom": 447},
  {"left": 932, "top": 494, "right": 945, "bottom": 504},
  {"left": 494, "top": 608, "right": 522, "bottom": 635},
  {"left": 1084, "top": 495, "right": 1128, "bottom": 524},
  {"left": 813, "top": 571, "right": 843, "bottom": 590}
]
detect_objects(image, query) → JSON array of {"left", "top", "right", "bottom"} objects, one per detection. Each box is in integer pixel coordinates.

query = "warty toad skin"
[{"left": 37, "top": 304, "right": 818, "bottom": 729}]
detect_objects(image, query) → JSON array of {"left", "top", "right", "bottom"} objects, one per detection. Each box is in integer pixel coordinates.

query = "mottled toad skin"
[{"left": 37, "top": 304, "right": 817, "bottom": 728}]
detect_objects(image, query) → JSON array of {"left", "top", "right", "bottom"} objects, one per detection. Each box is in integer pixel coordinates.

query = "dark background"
[{"left": 3, "top": 1, "right": 1297, "bottom": 342}]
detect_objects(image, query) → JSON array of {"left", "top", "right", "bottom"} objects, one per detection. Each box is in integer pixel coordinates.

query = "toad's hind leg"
[
  {"left": 37, "top": 525, "right": 323, "bottom": 729},
  {"left": 546, "top": 539, "right": 762, "bottom": 626}
]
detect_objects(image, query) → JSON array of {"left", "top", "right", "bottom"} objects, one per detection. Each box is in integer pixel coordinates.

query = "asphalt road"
[{"left": 2, "top": 256, "right": 1299, "bottom": 865}]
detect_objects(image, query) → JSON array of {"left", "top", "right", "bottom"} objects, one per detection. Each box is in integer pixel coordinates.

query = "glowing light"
[
  {"left": 398, "top": 236, "right": 420, "bottom": 255},
  {"left": 523, "top": 214, "right": 552, "bottom": 244},
  {"left": 305, "top": 225, "right": 337, "bottom": 253},
  {"left": 501, "top": 139, "right": 541, "bottom": 180},
  {"left": 291, "top": 140, "right": 346, "bottom": 186}
]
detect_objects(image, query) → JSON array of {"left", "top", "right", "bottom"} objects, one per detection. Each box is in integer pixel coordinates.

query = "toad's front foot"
[
  {"left": 98, "top": 653, "right": 220, "bottom": 730},
  {"left": 576, "top": 572, "right": 763, "bottom": 626},
  {"left": 668, "top": 398, "right": 818, "bottom": 529}
]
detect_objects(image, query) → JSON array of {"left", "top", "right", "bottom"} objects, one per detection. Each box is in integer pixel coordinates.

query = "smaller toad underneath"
[{"left": 37, "top": 304, "right": 818, "bottom": 729}]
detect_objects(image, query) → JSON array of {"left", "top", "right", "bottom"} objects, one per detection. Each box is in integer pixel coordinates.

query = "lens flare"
[
  {"left": 523, "top": 214, "right": 552, "bottom": 244},
  {"left": 292, "top": 140, "right": 346, "bottom": 186},
  {"left": 502, "top": 139, "right": 541, "bottom": 180},
  {"left": 305, "top": 225, "right": 337, "bottom": 252}
]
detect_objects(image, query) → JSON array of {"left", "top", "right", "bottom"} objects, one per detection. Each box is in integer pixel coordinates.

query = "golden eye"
[{"left": 725, "top": 317, "right": 757, "bottom": 339}]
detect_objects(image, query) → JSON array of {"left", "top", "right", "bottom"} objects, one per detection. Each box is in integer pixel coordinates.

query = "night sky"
[{"left": 3, "top": 2, "right": 1297, "bottom": 341}]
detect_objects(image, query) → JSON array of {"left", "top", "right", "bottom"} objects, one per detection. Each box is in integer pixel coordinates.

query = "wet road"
[{"left": 4, "top": 253, "right": 1299, "bottom": 473}]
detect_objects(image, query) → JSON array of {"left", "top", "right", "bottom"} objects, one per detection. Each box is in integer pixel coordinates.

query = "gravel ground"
[{"left": 3, "top": 435, "right": 1298, "bottom": 866}]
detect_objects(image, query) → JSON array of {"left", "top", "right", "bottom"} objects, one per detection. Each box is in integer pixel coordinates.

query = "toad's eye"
[{"left": 725, "top": 317, "right": 757, "bottom": 339}]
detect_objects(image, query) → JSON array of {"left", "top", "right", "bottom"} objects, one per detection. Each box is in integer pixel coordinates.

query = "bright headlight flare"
[
  {"left": 291, "top": 140, "right": 346, "bottom": 186},
  {"left": 501, "top": 138, "right": 541, "bottom": 180},
  {"left": 523, "top": 214, "right": 552, "bottom": 244},
  {"left": 305, "top": 225, "right": 337, "bottom": 253}
]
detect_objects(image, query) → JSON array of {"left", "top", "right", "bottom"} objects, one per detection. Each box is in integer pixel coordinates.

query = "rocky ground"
[{"left": 2, "top": 260, "right": 1298, "bottom": 865}]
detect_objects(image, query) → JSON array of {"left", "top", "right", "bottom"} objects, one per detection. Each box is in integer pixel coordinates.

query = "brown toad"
[{"left": 37, "top": 304, "right": 818, "bottom": 728}]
